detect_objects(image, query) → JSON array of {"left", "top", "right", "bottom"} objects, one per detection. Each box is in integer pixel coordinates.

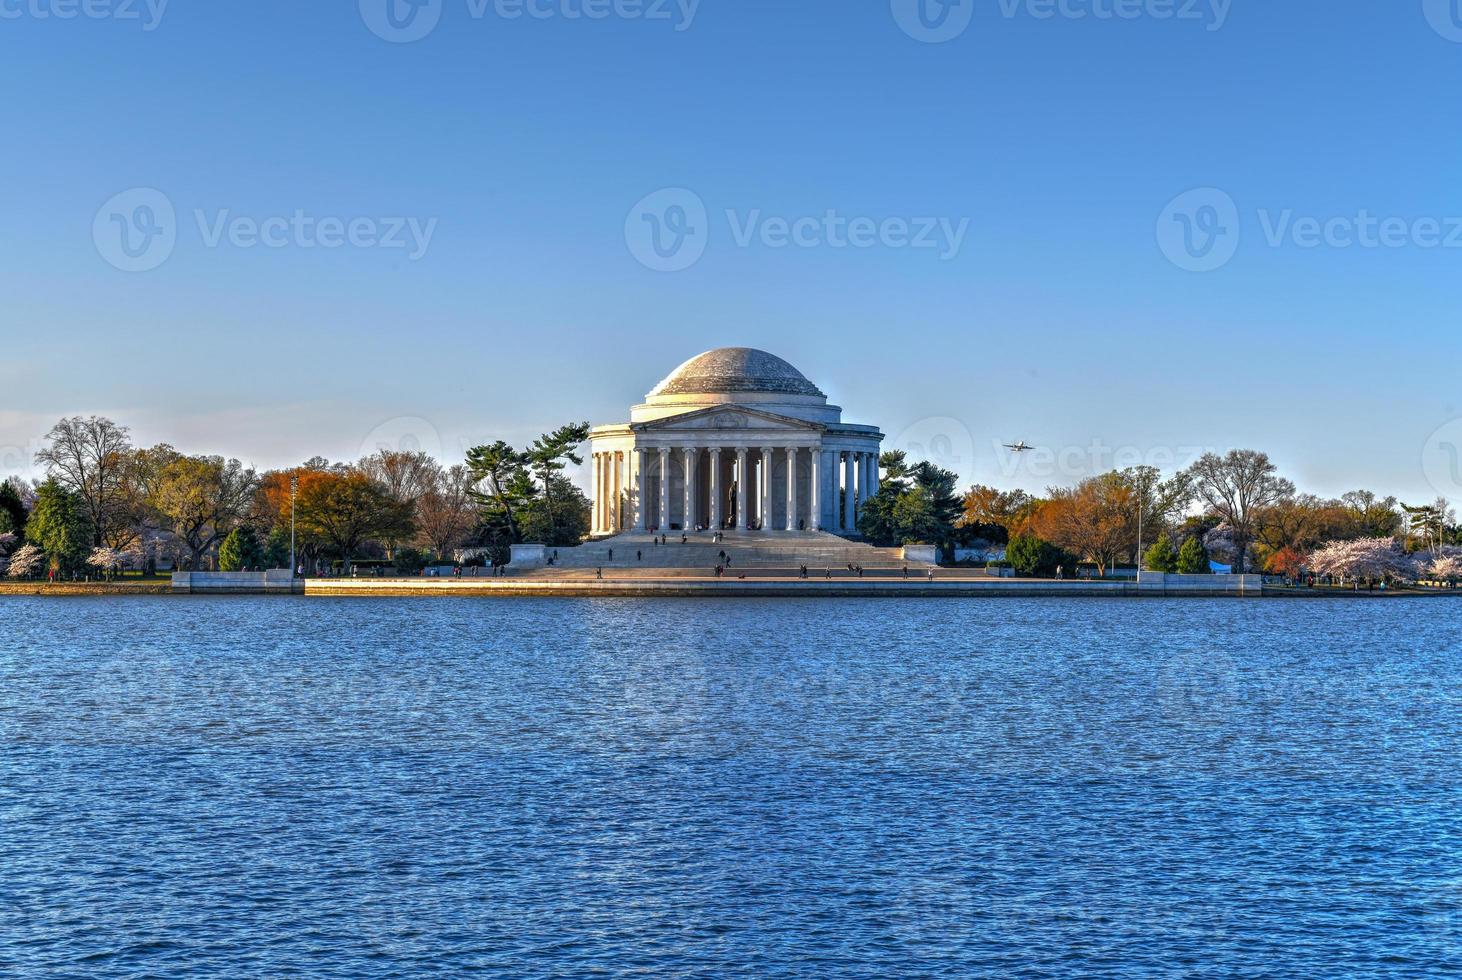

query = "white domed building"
[{"left": 587, "top": 348, "right": 883, "bottom": 536}]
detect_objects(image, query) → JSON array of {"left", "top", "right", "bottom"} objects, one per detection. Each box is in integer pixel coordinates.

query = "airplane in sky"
[{"left": 1003, "top": 441, "right": 1034, "bottom": 453}]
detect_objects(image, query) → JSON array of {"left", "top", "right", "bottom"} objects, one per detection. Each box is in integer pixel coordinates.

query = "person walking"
[
  {"left": 596, "top": 567, "right": 603, "bottom": 580},
  {"left": 902, "top": 565, "right": 908, "bottom": 579},
  {"left": 637, "top": 549, "right": 643, "bottom": 561},
  {"left": 608, "top": 548, "right": 614, "bottom": 561}
]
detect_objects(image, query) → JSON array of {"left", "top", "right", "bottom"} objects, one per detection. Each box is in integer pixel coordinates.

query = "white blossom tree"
[
  {"left": 1424, "top": 547, "right": 1462, "bottom": 587},
  {"left": 87, "top": 546, "right": 124, "bottom": 580},
  {"left": 1308, "top": 537, "right": 1417, "bottom": 585},
  {"left": 6, "top": 543, "right": 44, "bottom": 579}
]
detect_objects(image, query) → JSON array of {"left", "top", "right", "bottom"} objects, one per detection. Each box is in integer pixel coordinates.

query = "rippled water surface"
[{"left": 3, "top": 596, "right": 1461, "bottom": 977}]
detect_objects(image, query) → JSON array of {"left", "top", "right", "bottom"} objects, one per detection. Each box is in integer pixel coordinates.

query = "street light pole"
[{"left": 290, "top": 474, "right": 298, "bottom": 578}]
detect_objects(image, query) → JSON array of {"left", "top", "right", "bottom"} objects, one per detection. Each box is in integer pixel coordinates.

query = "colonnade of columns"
[{"left": 590, "top": 446, "right": 880, "bottom": 536}]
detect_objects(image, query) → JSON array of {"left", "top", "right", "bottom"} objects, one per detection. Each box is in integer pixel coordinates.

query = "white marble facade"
[{"left": 587, "top": 348, "right": 883, "bottom": 535}]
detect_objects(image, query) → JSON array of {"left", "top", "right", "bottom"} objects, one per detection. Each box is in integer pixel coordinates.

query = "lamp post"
[{"left": 290, "top": 474, "right": 298, "bottom": 578}]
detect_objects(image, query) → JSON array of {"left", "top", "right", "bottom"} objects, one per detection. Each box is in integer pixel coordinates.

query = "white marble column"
[
  {"left": 784, "top": 447, "right": 798, "bottom": 531},
  {"left": 596, "top": 453, "right": 607, "bottom": 533},
  {"left": 766, "top": 450, "right": 777, "bottom": 532},
  {"left": 633, "top": 448, "right": 647, "bottom": 531},
  {"left": 682, "top": 447, "right": 696, "bottom": 530},
  {"left": 611, "top": 452, "right": 621, "bottom": 531},
  {"left": 868, "top": 450, "right": 879, "bottom": 499},
  {"left": 734, "top": 448, "right": 748, "bottom": 529},
  {"left": 600, "top": 452, "right": 609, "bottom": 532},
  {"left": 810, "top": 448, "right": 822, "bottom": 531},
  {"left": 852, "top": 451, "right": 864, "bottom": 530},
  {"left": 657, "top": 448, "right": 670, "bottom": 531},
  {"left": 709, "top": 449, "right": 722, "bottom": 530},
  {"left": 840, "top": 453, "right": 852, "bottom": 531}
]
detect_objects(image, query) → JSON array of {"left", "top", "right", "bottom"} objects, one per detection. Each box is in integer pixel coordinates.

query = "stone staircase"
[{"left": 535, "top": 530, "right": 926, "bottom": 571}]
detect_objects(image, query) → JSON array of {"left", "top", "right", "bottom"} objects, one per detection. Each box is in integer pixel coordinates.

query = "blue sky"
[{"left": 2, "top": 0, "right": 1460, "bottom": 505}]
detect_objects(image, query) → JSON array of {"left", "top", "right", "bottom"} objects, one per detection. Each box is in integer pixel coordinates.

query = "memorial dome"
[{"left": 647, "top": 348, "right": 826, "bottom": 399}]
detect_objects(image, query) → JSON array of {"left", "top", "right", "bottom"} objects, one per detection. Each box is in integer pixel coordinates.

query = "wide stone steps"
[
  {"left": 527, "top": 566, "right": 941, "bottom": 580},
  {"left": 540, "top": 530, "right": 926, "bottom": 570}
]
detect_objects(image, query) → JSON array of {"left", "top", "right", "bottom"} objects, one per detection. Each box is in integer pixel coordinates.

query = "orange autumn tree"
[
  {"left": 293, "top": 470, "right": 414, "bottom": 573},
  {"left": 1041, "top": 473, "right": 1137, "bottom": 577}
]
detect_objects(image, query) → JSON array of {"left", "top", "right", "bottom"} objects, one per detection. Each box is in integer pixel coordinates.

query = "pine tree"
[
  {"left": 27, "top": 479, "right": 93, "bottom": 575},
  {"left": 0, "top": 481, "right": 27, "bottom": 541},
  {"left": 1143, "top": 532, "right": 1179, "bottom": 573},
  {"left": 1176, "top": 535, "right": 1210, "bottom": 575},
  {"left": 218, "top": 525, "right": 264, "bottom": 571}
]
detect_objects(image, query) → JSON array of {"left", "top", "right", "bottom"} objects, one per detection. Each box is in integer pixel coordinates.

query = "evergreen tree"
[
  {"left": 27, "top": 479, "right": 94, "bottom": 575},
  {"left": 1176, "top": 535, "right": 1211, "bottom": 574},
  {"left": 1143, "top": 532, "right": 1179, "bottom": 573},
  {"left": 0, "top": 481, "right": 27, "bottom": 541},
  {"left": 218, "top": 525, "right": 265, "bottom": 571},
  {"left": 1007, "top": 533, "right": 1063, "bottom": 578},
  {"left": 857, "top": 452, "right": 961, "bottom": 554},
  {"left": 264, "top": 526, "right": 291, "bottom": 569}
]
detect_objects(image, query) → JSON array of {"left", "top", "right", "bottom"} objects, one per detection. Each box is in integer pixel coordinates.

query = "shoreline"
[{"left": 2, "top": 577, "right": 1452, "bottom": 599}]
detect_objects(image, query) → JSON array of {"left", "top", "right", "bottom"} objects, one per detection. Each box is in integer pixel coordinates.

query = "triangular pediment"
[{"left": 633, "top": 406, "right": 823, "bottom": 433}]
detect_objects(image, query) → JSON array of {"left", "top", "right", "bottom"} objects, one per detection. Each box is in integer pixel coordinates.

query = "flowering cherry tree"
[
  {"left": 6, "top": 543, "right": 45, "bottom": 579},
  {"left": 1308, "top": 537, "right": 1417, "bottom": 585},
  {"left": 1425, "top": 547, "right": 1462, "bottom": 586},
  {"left": 87, "top": 546, "right": 125, "bottom": 580}
]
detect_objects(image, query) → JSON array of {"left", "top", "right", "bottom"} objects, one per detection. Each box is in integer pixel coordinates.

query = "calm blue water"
[{"left": 2, "top": 596, "right": 1460, "bottom": 977}]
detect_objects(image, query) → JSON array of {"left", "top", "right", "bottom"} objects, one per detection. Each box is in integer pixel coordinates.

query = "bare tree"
[
  {"left": 358, "top": 450, "right": 439, "bottom": 557},
  {"left": 34, "top": 415, "right": 132, "bottom": 546},
  {"left": 1186, "top": 450, "right": 1295, "bottom": 574},
  {"left": 416, "top": 464, "right": 478, "bottom": 559},
  {"left": 358, "top": 449, "right": 439, "bottom": 505}
]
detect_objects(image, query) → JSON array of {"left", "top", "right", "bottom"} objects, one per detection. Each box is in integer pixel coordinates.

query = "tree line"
[
  {"left": 3, "top": 419, "right": 1455, "bottom": 585},
  {"left": 858, "top": 448, "right": 1460, "bottom": 581},
  {"left": 0, "top": 416, "right": 592, "bottom": 578}
]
